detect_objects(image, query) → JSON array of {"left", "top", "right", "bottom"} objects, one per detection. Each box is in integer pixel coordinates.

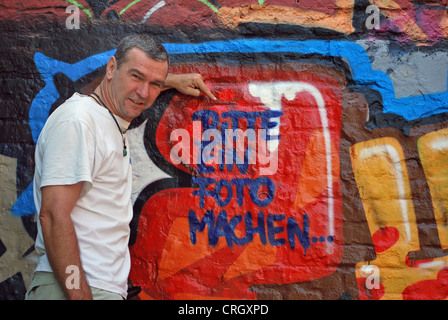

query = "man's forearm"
[
  {"left": 39, "top": 183, "right": 92, "bottom": 300},
  {"left": 40, "top": 210, "right": 92, "bottom": 300}
]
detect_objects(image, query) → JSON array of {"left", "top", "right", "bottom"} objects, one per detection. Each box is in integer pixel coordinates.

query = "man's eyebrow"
[
  {"left": 128, "top": 68, "right": 145, "bottom": 76},
  {"left": 127, "top": 68, "right": 165, "bottom": 84}
]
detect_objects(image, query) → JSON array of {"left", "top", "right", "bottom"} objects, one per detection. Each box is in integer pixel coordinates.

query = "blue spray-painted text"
[{"left": 188, "top": 210, "right": 310, "bottom": 252}]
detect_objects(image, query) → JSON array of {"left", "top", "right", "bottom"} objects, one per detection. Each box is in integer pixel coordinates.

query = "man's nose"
[{"left": 136, "top": 82, "right": 150, "bottom": 99}]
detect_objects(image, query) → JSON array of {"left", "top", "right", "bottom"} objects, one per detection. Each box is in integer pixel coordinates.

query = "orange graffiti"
[{"left": 217, "top": 0, "right": 355, "bottom": 34}]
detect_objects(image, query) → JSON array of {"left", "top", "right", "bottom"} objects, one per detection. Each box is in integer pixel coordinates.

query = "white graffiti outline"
[
  {"left": 248, "top": 81, "right": 334, "bottom": 240},
  {"left": 359, "top": 144, "right": 412, "bottom": 241},
  {"left": 141, "top": 1, "right": 166, "bottom": 24}
]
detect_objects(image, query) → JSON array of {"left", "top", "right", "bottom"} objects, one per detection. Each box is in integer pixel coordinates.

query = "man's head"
[
  {"left": 102, "top": 34, "right": 170, "bottom": 122},
  {"left": 114, "top": 34, "right": 170, "bottom": 70}
]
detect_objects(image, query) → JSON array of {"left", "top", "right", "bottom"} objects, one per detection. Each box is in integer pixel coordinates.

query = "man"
[{"left": 26, "top": 34, "right": 216, "bottom": 300}]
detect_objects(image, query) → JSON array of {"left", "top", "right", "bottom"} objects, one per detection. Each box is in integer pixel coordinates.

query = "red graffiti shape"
[
  {"left": 402, "top": 267, "right": 448, "bottom": 300},
  {"left": 129, "top": 62, "right": 345, "bottom": 299},
  {"left": 356, "top": 277, "right": 385, "bottom": 300},
  {"left": 371, "top": 226, "right": 400, "bottom": 253}
]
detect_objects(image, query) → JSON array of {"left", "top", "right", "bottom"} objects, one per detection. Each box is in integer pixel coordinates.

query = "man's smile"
[{"left": 129, "top": 98, "right": 145, "bottom": 106}]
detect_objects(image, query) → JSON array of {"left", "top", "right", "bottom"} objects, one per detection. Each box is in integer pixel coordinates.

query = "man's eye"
[{"left": 132, "top": 74, "right": 141, "bottom": 80}]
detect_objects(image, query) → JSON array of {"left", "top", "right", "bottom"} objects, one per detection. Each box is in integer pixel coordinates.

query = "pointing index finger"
[{"left": 194, "top": 76, "right": 217, "bottom": 100}]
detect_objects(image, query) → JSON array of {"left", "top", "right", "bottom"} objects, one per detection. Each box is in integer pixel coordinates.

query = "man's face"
[{"left": 107, "top": 47, "right": 168, "bottom": 122}]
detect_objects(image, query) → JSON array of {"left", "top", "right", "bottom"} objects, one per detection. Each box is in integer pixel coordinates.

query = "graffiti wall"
[{"left": 1, "top": 0, "right": 448, "bottom": 300}]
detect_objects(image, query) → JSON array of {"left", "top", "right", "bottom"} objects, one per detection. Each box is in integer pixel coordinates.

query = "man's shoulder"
[
  {"left": 59, "top": 92, "right": 94, "bottom": 111},
  {"left": 52, "top": 93, "right": 101, "bottom": 123}
]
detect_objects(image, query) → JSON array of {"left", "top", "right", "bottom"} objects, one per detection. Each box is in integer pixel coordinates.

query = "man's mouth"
[{"left": 129, "top": 98, "right": 145, "bottom": 106}]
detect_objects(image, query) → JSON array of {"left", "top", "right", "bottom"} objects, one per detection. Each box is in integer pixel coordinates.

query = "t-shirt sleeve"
[{"left": 39, "top": 119, "right": 95, "bottom": 197}]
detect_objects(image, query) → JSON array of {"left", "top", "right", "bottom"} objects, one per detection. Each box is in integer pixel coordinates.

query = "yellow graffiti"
[
  {"left": 351, "top": 134, "right": 448, "bottom": 299},
  {"left": 418, "top": 128, "right": 448, "bottom": 250}
]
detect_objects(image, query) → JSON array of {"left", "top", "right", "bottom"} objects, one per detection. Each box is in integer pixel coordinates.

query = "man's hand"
[{"left": 164, "top": 73, "right": 217, "bottom": 100}]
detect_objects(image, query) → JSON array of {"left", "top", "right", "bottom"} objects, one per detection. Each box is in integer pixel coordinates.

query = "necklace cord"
[{"left": 90, "top": 92, "right": 128, "bottom": 157}]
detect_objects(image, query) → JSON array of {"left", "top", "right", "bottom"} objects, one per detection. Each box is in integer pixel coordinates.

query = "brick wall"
[{"left": 1, "top": 0, "right": 448, "bottom": 300}]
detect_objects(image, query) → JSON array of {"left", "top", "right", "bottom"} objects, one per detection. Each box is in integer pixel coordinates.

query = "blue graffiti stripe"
[
  {"left": 164, "top": 39, "right": 448, "bottom": 121},
  {"left": 11, "top": 50, "right": 115, "bottom": 216},
  {"left": 13, "top": 39, "right": 448, "bottom": 216},
  {"left": 30, "top": 50, "right": 116, "bottom": 144}
]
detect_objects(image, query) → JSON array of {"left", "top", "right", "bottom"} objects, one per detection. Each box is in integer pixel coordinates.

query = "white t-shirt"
[{"left": 33, "top": 93, "right": 132, "bottom": 298}]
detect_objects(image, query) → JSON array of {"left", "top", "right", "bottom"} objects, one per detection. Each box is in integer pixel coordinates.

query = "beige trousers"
[{"left": 25, "top": 271, "right": 124, "bottom": 300}]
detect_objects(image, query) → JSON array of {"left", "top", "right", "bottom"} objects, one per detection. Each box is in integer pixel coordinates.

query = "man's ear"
[{"left": 106, "top": 56, "right": 117, "bottom": 80}]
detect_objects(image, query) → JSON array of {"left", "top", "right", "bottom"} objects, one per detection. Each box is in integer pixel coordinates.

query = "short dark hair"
[{"left": 114, "top": 34, "right": 170, "bottom": 69}]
